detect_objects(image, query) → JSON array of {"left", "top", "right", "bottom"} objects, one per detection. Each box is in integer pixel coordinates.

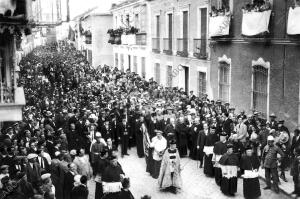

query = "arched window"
[
  {"left": 252, "top": 58, "right": 269, "bottom": 118},
  {"left": 218, "top": 55, "right": 231, "bottom": 102}
]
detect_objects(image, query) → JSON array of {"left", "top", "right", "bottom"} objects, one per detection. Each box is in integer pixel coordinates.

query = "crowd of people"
[
  {"left": 0, "top": 40, "right": 299, "bottom": 199},
  {"left": 242, "top": 0, "right": 272, "bottom": 13}
]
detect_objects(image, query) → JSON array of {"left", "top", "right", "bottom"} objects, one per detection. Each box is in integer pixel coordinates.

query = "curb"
[{"left": 259, "top": 176, "right": 293, "bottom": 198}]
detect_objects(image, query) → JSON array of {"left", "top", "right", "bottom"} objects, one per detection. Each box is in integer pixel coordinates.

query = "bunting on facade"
[
  {"left": 209, "top": 15, "right": 231, "bottom": 37},
  {"left": 287, "top": 7, "right": 300, "bottom": 35},
  {"left": 242, "top": 10, "right": 271, "bottom": 37}
]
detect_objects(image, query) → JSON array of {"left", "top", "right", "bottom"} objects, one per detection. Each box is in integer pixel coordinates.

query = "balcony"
[
  {"left": 163, "top": 38, "right": 172, "bottom": 55},
  {"left": 152, "top": 38, "right": 160, "bottom": 53},
  {"left": 242, "top": 10, "right": 272, "bottom": 37},
  {"left": 209, "top": 15, "right": 231, "bottom": 38},
  {"left": 176, "top": 38, "right": 188, "bottom": 57},
  {"left": 0, "top": 0, "right": 33, "bottom": 24},
  {"left": 136, "top": 33, "right": 147, "bottom": 45},
  {"left": 193, "top": 39, "right": 208, "bottom": 59},
  {"left": 0, "top": 85, "right": 25, "bottom": 121},
  {"left": 287, "top": 7, "right": 300, "bottom": 35}
]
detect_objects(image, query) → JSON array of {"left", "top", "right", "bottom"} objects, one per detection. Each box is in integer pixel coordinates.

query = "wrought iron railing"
[
  {"left": 136, "top": 33, "right": 147, "bottom": 45},
  {"left": 152, "top": 38, "right": 160, "bottom": 53},
  {"left": 163, "top": 38, "right": 172, "bottom": 55},
  {"left": 176, "top": 38, "right": 188, "bottom": 57},
  {"left": 193, "top": 38, "right": 208, "bottom": 59}
]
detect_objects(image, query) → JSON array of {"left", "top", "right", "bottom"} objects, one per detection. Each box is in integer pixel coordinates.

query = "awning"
[
  {"left": 209, "top": 15, "right": 231, "bottom": 37},
  {"left": 287, "top": 7, "right": 300, "bottom": 35},
  {"left": 242, "top": 10, "right": 272, "bottom": 36}
]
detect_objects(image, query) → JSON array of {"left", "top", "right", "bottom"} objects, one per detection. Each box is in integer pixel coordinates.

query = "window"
[
  {"left": 155, "top": 63, "right": 160, "bottom": 84},
  {"left": 120, "top": 54, "right": 124, "bottom": 71},
  {"left": 166, "top": 65, "right": 173, "bottom": 87},
  {"left": 128, "top": 55, "right": 131, "bottom": 71},
  {"left": 252, "top": 65, "right": 268, "bottom": 118},
  {"left": 198, "top": 72, "right": 206, "bottom": 97},
  {"left": 141, "top": 57, "right": 146, "bottom": 78},
  {"left": 219, "top": 62, "right": 230, "bottom": 102},
  {"left": 133, "top": 56, "right": 137, "bottom": 73},
  {"left": 167, "top": 13, "right": 173, "bottom": 39},
  {"left": 115, "top": 53, "right": 118, "bottom": 68},
  {"left": 87, "top": 50, "right": 92, "bottom": 64},
  {"left": 135, "top": 14, "right": 139, "bottom": 29},
  {"left": 156, "top": 15, "right": 160, "bottom": 37},
  {"left": 140, "top": 5, "right": 147, "bottom": 32}
]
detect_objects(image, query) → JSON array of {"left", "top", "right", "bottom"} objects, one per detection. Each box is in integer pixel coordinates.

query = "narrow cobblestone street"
[{"left": 87, "top": 147, "right": 290, "bottom": 199}]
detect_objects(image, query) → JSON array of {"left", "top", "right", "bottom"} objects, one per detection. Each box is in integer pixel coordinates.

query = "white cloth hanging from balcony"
[
  {"left": 287, "top": 7, "right": 300, "bottom": 35},
  {"left": 242, "top": 10, "right": 272, "bottom": 36},
  {"left": 209, "top": 15, "right": 231, "bottom": 37}
]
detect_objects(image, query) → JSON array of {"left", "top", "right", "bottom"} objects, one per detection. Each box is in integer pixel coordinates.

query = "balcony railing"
[
  {"left": 0, "top": 84, "right": 14, "bottom": 104},
  {"left": 163, "top": 38, "right": 172, "bottom": 55},
  {"left": 152, "top": 38, "right": 160, "bottom": 53},
  {"left": 176, "top": 38, "right": 188, "bottom": 57},
  {"left": 193, "top": 38, "right": 208, "bottom": 59},
  {"left": 136, "top": 33, "right": 147, "bottom": 45}
]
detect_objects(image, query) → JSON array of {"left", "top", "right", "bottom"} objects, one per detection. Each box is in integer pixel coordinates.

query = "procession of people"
[{"left": 0, "top": 40, "right": 299, "bottom": 199}]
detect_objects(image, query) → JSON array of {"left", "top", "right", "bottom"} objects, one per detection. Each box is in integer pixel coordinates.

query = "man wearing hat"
[
  {"left": 269, "top": 113, "right": 278, "bottom": 130},
  {"left": 25, "top": 153, "right": 41, "bottom": 188},
  {"left": 262, "top": 135, "right": 285, "bottom": 193},
  {"left": 176, "top": 116, "right": 189, "bottom": 157},
  {"left": 219, "top": 143, "right": 239, "bottom": 196},
  {"left": 212, "top": 131, "right": 228, "bottom": 186},
  {"left": 291, "top": 147, "right": 300, "bottom": 197},
  {"left": 278, "top": 120, "right": 290, "bottom": 135}
]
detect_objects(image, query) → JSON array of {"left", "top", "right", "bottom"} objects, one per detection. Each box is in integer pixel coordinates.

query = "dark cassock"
[
  {"left": 95, "top": 151, "right": 109, "bottom": 199},
  {"left": 219, "top": 143, "right": 239, "bottom": 196},
  {"left": 63, "top": 169, "right": 76, "bottom": 199},
  {"left": 213, "top": 132, "right": 228, "bottom": 186},
  {"left": 189, "top": 119, "right": 203, "bottom": 160},
  {"left": 175, "top": 118, "right": 189, "bottom": 157},
  {"left": 203, "top": 127, "right": 219, "bottom": 177},
  {"left": 164, "top": 121, "right": 176, "bottom": 146},
  {"left": 102, "top": 155, "right": 125, "bottom": 199},
  {"left": 135, "top": 117, "right": 145, "bottom": 158},
  {"left": 196, "top": 127, "right": 207, "bottom": 168},
  {"left": 240, "top": 146, "right": 261, "bottom": 199}
]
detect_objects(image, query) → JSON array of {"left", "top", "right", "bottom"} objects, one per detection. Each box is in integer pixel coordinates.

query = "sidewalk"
[{"left": 259, "top": 168, "right": 294, "bottom": 197}]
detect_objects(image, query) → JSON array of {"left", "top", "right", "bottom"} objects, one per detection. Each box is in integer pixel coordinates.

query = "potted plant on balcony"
[
  {"left": 114, "top": 28, "right": 123, "bottom": 45},
  {"left": 107, "top": 29, "right": 115, "bottom": 44},
  {"left": 123, "top": 26, "right": 139, "bottom": 45}
]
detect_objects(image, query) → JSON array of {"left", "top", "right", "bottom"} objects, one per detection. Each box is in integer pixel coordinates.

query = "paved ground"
[{"left": 87, "top": 147, "right": 291, "bottom": 199}]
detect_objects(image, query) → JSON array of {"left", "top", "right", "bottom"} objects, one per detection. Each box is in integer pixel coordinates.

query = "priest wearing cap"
[
  {"left": 240, "top": 145, "right": 261, "bottom": 199},
  {"left": 213, "top": 131, "right": 228, "bottom": 186},
  {"left": 262, "top": 135, "right": 285, "bottom": 193},
  {"left": 203, "top": 126, "right": 219, "bottom": 177},
  {"left": 102, "top": 155, "right": 125, "bottom": 199},
  {"left": 119, "top": 117, "right": 131, "bottom": 157},
  {"left": 150, "top": 130, "right": 167, "bottom": 179},
  {"left": 189, "top": 117, "right": 203, "bottom": 160},
  {"left": 158, "top": 139, "right": 182, "bottom": 194},
  {"left": 175, "top": 116, "right": 189, "bottom": 157},
  {"left": 91, "top": 132, "right": 106, "bottom": 174},
  {"left": 41, "top": 173, "right": 56, "bottom": 199},
  {"left": 0, "top": 165, "right": 9, "bottom": 189},
  {"left": 219, "top": 143, "right": 239, "bottom": 196}
]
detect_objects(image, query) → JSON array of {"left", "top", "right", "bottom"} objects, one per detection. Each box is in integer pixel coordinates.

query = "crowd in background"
[{"left": 0, "top": 40, "right": 299, "bottom": 199}]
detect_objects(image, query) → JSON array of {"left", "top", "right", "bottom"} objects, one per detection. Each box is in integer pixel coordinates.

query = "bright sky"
[{"left": 69, "top": 0, "right": 124, "bottom": 19}]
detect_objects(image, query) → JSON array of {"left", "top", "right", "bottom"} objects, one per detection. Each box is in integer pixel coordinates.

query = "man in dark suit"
[
  {"left": 25, "top": 153, "right": 41, "bottom": 188},
  {"left": 71, "top": 175, "right": 89, "bottom": 199},
  {"left": 222, "top": 113, "right": 233, "bottom": 137},
  {"left": 36, "top": 149, "right": 50, "bottom": 173},
  {"left": 291, "top": 129, "right": 300, "bottom": 159},
  {"left": 64, "top": 163, "right": 77, "bottom": 199},
  {"left": 197, "top": 122, "right": 208, "bottom": 168},
  {"left": 119, "top": 117, "right": 130, "bottom": 157}
]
